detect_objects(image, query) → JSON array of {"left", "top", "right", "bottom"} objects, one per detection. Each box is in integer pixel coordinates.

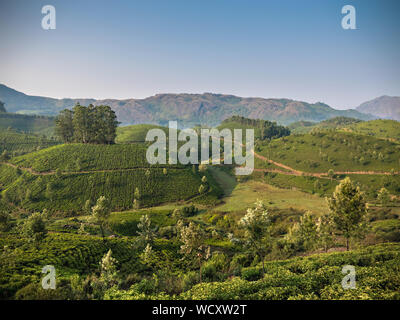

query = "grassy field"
[{"left": 216, "top": 179, "right": 328, "bottom": 214}]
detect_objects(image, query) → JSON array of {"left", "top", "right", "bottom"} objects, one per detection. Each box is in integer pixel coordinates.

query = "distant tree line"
[
  {"left": 222, "top": 115, "right": 290, "bottom": 140},
  {"left": 55, "top": 103, "right": 119, "bottom": 144}
]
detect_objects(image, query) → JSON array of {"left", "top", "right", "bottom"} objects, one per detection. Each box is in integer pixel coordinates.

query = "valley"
[{"left": 0, "top": 111, "right": 399, "bottom": 301}]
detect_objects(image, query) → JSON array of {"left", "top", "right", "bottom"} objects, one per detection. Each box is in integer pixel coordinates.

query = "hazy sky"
[{"left": 0, "top": 0, "right": 399, "bottom": 109}]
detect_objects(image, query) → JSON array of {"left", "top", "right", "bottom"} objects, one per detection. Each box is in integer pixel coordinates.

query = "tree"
[
  {"left": 177, "top": 221, "right": 210, "bottom": 283},
  {"left": 55, "top": 109, "right": 74, "bottom": 143},
  {"left": 23, "top": 212, "right": 47, "bottom": 246},
  {"left": 377, "top": 187, "right": 390, "bottom": 206},
  {"left": 296, "top": 212, "right": 318, "bottom": 251},
  {"left": 91, "top": 196, "right": 111, "bottom": 240},
  {"left": 137, "top": 214, "right": 157, "bottom": 246},
  {"left": 55, "top": 103, "right": 118, "bottom": 144},
  {"left": 99, "top": 249, "right": 118, "bottom": 287},
  {"left": 326, "top": 177, "right": 368, "bottom": 251},
  {"left": 316, "top": 214, "right": 335, "bottom": 252},
  {"left": 239, "top": 200, "right": 271, "bottom": 275}
]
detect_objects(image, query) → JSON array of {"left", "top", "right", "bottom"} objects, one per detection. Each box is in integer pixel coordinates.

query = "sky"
[{"left": 0, "top": 0, "right": 399, "bottom": 109}]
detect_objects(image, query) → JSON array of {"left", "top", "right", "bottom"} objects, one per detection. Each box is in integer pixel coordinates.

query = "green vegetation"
[
  {"left": 1, "top": 111, "right": 399, "bottom": 301},
  {"left": 343, "top": 119, "right": 400, "bottom": 141},
  {"left": 258, "top": 131, "right": 400, "bottom": 173},
  {"left": 0, "top": 129, "right": 60, "bottom": 156},
  {"left": 116, "top": 124, "right": 168, "bottom": 143},
  {"left": 55, "top": 104, "right": 118, "bottom": 144},
  {"left": 0, "top": 113, "right": 55, "bottom": 136},
  {"left": 218, "top": 116, "right": 290, "bottom": 141}
]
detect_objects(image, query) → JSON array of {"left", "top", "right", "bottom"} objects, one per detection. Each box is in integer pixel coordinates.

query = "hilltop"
[
  {"left": 289, "top": 117, "right": 400, "bottom": 142},
  {"left": 0, "top": 84, "right": 375, "bottom": 127},
  {"left": 356, "top": 96, "right": 400, "bottom": 121}
]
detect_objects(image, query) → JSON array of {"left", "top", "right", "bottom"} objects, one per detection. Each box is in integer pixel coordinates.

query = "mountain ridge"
[
  {"left": 356, "top": 95, "right": 400, "bottom": 121},
  {"left": 0, "top": 83, "right": 376, "bottom": 127}
]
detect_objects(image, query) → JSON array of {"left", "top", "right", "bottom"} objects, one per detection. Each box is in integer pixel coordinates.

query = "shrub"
[{"left": 241, "top": 267, "right": 263, "bottom": 281}]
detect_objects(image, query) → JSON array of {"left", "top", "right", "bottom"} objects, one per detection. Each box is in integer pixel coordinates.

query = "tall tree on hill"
[
  {"left": 327, "top": 177, "right": 368, "bottom": 251},
  {"left": 55, "top": 109, "right": 74, "bottom": 143},
  {"left": 72, "top": 103, "right": 90, "bottom": 143}
]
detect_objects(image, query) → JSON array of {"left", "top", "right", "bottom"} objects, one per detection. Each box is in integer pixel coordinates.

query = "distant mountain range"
[
  {"left": 0, "top": 83, "right": 383, "bottom": 127},
  {"left": 356, "top": 96, "right": 400, "bottom": 121}
]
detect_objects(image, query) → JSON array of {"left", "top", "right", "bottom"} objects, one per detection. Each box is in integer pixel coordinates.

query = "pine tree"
[
  {"left": 239, "top": 200, "right": 271, "bottom": 274},
  {"left": 327, "top": 177, "right": 368, "bottom": 251},
  {"left": 137, "top": 214, "right": 157, "bottom": 246},
  {"left": 177, "top": 220, "right": 210, "bottom": 283},
  {"left": 91, "top": 196, "right": 111, "bottom": 241}
]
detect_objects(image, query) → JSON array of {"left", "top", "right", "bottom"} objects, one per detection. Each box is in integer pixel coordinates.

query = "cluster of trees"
[
  {"left": 222, "top": 115, "right": 290, "bottom": 140},
  {"left": 55, "top": 103, "right": 119, "bottom": 144}
]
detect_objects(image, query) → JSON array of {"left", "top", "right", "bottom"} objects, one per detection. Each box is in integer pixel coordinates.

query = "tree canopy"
[{"left": 55, "top": 103, "right": 119, "bottom": 144}]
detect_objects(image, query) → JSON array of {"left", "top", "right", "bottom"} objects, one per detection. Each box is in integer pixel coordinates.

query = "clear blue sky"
[{"left": 0, "top": 0, "right": 399, "bottom": 109}]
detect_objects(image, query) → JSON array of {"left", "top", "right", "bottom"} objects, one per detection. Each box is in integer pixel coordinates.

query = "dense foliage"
[
  {"left": 55, "top": 104, "right": 119, "bottom": 144},
  {"left": 219, "top": 116, "right": 290, "bottom": 141}
]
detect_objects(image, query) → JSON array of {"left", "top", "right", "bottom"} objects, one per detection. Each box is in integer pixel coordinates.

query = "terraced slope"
[{"left": 0, "top": 144, "right": 209, "bottom": 213}]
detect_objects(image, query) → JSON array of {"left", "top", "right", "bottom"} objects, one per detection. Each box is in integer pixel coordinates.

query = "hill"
[
  {"left": 289, "top": 118, "right": 400, "bottom": 142},
  {"left": 343, "top": 119, "right": 400, "bottom": 142},
  {"left": 0, "top": 144, "right": 219, "bottom": 213},
  {"left": 116, "top": 124, "right": 168, "bottom": 143},
  {"left": 217, "top": 116, "right": 290, "bottom": 141},
  {"left": 0, "top": 84, "right": 374, "bottom": 127},
  {"left": 0, "top": 112, "right": 55, "bottom": 136},
  {"left": 0, "top": 130, "right": 60, "bottom": 156},
  {"left": 288, "top": 117, "right": 363, "bottom": 134},
  {"left": 257, "top": 131, "right": 400, "bottom": 174},
  {"left": 356, "top": 96, "right": 400, "bottom": 121}
]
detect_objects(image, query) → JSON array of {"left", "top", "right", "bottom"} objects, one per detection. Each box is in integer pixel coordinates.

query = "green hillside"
[
  {"left": 289, "top": 117, "right": 363, "bottom": 134},
  {"left": 116, "top": 124, "right": 168, "bottom": 143},
  {"left": 217, "top": 116, "right": 290, "bottom": 141},
  {"left": 258, "top": 131, "right": 400, "bottom": 174},
  {"left": 0, "top": 130, "right": 60, "bottom": 156},
  {"left": 343, "top": 120, "right": 400, "bottom": 141},
  {"left": 0, "top": 112, "right": 55, "bottom": 136},
  {"left": 289, "top": 118, "right": 400, "bottom": 142},
  {"left": 0, "top": 144, "right": 218, "bottom": 213}
]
